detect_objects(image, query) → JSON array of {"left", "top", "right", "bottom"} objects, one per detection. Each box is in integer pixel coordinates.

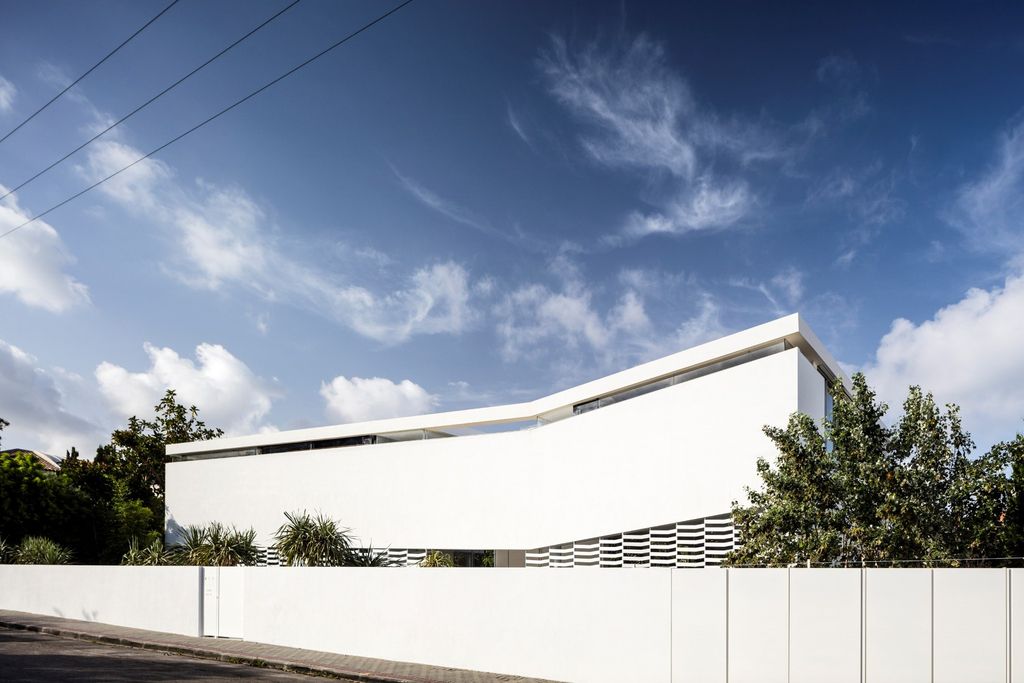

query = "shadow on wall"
[{"left": 164, "top": 506, "right": 185, "bottom": 546}]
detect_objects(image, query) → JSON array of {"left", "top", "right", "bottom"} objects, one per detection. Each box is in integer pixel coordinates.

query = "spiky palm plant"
[
  {"left": 122, "top": 537, "right": 171, "bottom": 566},
  {"left": 168, "top": 523, "right": 258, "bottom": 566},
  {"left": 347, "top": 544, "right": 396, "bottom": 567},
  {"left": 0, "top": 536, "right": 10, "bottom": 563},
  {"left": 15, "top": 537, "right": 72, "bottom": 565},
  {"left": 170, "top": 524, "right": 210, "bottom": 565},
  {"left": 205, "top": 523, "right": 258, "bottom": 567},
  {"left": 274, "top": 511, "right": 352, "bottom": 567},
  {"left": 420, "top": 550, "right": 454, "bottom": 567}
]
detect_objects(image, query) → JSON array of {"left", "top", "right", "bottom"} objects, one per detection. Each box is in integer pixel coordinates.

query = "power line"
[
  {"left": 0, "top": 0, "right": 182, "bottom": 146},
  {"left": 0, "top": 0, "right": 416, "bottom": 243},
  {"left": 0, "top": 0, "right": 304, "bottom": 203}
]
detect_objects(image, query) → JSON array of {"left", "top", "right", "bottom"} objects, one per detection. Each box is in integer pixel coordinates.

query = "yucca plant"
[
  {"left": 169, "top": 524, "right": 211, "bottom": 565},
  {"left": 347, "top": 544, "right": 396, "bottom": 567},
  {"left": 205, "top": 523, "right": 258, "bottom": 567},
  {"left": 122, "top": 537, "right": 171, "bottom": 566},
  {"left": 420, "top": 550, "right": 454, "bottom": 567},
  {"left": 168, "top": 523, "right": 258, "bottom": 566},
  {"left": 0, "top": 536, "right": 10, "bottom": 564},
  {"left": 15, "top": 536, "right": 72, "bottom": 565},
  {"left": 274, "top": 511, "right": 352, "bottom": 567}
]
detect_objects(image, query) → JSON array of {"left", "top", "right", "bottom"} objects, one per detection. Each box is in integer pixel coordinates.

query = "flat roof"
[{"left": 167, "top": 313, "right": 848, "bottom": 457}]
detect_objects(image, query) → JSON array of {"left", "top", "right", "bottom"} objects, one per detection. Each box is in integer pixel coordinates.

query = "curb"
[{"left": 0, "top": 619, "right": 442, "bottom": 683}]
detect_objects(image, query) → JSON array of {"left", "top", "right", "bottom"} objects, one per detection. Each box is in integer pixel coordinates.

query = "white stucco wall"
[
  {"left": 244, "top": 567, "right": 671, "bottom": 683},
  {"left": 166, "top": 348, "right": 818, "bottom": 550},
  {"left": 0, "top": 565, "right": 202, "bottom": 636}
]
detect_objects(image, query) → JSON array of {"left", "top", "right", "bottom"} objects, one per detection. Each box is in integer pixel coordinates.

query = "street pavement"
[{"left": 0, "top": 628, "right": 318, "bottom": 681}]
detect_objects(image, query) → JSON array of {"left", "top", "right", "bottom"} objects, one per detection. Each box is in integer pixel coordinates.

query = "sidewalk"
[{"left": 0, "top": 610, "right": 558, "bottom": 683}]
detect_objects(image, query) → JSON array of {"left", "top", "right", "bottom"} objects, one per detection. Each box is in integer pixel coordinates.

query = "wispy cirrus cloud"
[
  {"left": 393, "top": 167, "right": 546, "bottom": 252},
  {"left": 76, "top": 139, "right": 483, "bottom": 345},
  {"left": 947, "top": 117, "right": 1024, "bottom": 262},
  {"left": 0, "top": 75, "right": 16, "bottom": 113},
  {"left": 538, "top": 33, "right": 788, "bottom": 242}
]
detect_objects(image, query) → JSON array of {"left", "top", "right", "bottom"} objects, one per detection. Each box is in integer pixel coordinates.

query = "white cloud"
[
  {"left": 0, "top": 339, "right": 102, "bottom": 455},
  {"left": 78, "top": 140, "right": 482, "bottom": 344},
  {"left": 863, "top": 273, "right": 1024, "bottom": 449},
  {"left": 949, "top": 119, "right": 1024, "bottom": 260},
  {"left": 539, "top": 33, "right": 781, "bottom": 241},
  {"left": 730, "top": 267, "right": 805, "bottom": 316},
  {"left": 0, "top": 75, "right": 15, "bottom": 113},
  {"left": 95, "top": 342, "right": 275, "bottom": 435},
  {"left": 622, "top": 180, "right": 753, "bottom": 238},
  {"left": 495, "top": 257, "right": 726, "bottom": 371},
  {"left": 320, "top": 375, "right": 437, "bottom": 423},
  {"left": 506, "top": 102, "right": 533, "bottom": 148},
  {"left": 0, "top": 189, "right": 90, "bottom": 312}
]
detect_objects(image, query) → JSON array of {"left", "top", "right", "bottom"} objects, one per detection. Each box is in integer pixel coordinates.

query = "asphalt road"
[{"left": 0, "top": 628, "right": 318, "bottom": 681}]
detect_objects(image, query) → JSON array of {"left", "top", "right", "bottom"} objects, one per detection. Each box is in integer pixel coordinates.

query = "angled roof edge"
[{"left": 168, "top": 313, "right": 846, "bottom": 456}]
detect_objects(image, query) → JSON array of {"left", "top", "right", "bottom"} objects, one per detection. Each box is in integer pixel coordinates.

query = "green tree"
[
  {"left": 0, "top": 450, "right": 95, "bottom": 557},
  {"left": 729, "top": 374, "right": 1022, "bottom": 567},
  {"left": 0, "top": 416, "right": 8, "bottom": 448},
  {"left": 95, "top": 389, "right": 222, "bottom": 503}
]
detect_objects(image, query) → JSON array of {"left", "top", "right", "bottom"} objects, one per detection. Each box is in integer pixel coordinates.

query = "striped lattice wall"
[{"left": 525, "top": 513, "right": 737, "bottom": 568}]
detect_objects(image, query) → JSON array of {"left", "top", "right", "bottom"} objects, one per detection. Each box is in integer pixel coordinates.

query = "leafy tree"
[
  {"left": 0, "top": 416, "right": 8, "bottom": 448},
  {"left": 728, "top": 374, "right": 1024, "bottom": 567},
  {"left": 0, "top": 450, "right": 95, "bottom": 557},
  {"left": 0, "top": 393, "right": 222, "bottom": 564},
  {"left": 95, "top": 389, "right": 222, "bottom": 503}
]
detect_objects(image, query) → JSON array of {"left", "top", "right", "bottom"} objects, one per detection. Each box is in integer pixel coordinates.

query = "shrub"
[
  {"left": 168, "top": 522, "right": 258, "bottom": 566},
  {"left": 274, "top": 511, "right": 352, "bottom": 567},
  {"left": 15, "top": 536, "right": 72, "bottom": 565},
  {"left": 420, "top": 550, "right": 454, "bottom": 567},
  {"left": 0, "top": 536, "right": 9, "bottom": 563},
  {"left": 347, "top": 545, "right": 396, "bottom": 567},
  {"left": 121, "top": 537, "right": 171, "bottom": 566}
]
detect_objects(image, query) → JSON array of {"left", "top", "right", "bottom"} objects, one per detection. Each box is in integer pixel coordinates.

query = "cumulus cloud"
[
  {"left": 0, "top": 189, "right": 90, "bottom": 312},
  {"left": 0, "top": 339, "right": 102, "bottom": 454},
  {"left": 78, "top": 140, "right": 481, "bottom": 344},
  {"left": 949, "top": 118, "right": 1024, "bottom": 260},
  {"left": 539, "top": 33, "right": 783, "bottom": 241},
  {"left": 95, "top": 342, "right": 275, "bottom": 435},
  {"left": 0, "top": 75, "right": 15, "bottom": 113},
  {"left": 863, "top": 274, "right": 1024, "bottom": 449},
  {"left": 320, "top": 375, "right": 437, "bottom": 423}
]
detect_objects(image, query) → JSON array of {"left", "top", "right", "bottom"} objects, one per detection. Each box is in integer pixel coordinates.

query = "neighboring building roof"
[
  {"left": 168, "top": 312, "right": 848, "bottom": 459},
  {"left": 0, "top": 448, "right": 63, "bottom": 471}
]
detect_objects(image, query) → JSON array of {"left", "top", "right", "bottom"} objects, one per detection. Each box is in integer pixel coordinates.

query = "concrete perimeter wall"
[
  {"left": 0, "top": 565, "right": 202, "bottom": 636},
  {"left": 3, "top": 566, "right": 1023, "bottom": 682}
]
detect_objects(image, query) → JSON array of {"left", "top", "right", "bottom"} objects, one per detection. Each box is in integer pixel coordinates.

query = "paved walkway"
[{"left": 0, "top": 610, "right": 559, "bottom": 683}]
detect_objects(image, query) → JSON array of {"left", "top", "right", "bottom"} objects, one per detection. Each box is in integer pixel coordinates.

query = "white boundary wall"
[
  {"left": 4, "top": 566, "right": 1024, "bottom": 682},
  {"left": 0, "top": 565, "right": 202, "bottom": 636}
]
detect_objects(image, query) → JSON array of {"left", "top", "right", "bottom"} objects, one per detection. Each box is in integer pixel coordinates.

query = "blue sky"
[{"left": 1, "top": 0, "right": 1023, "bottom": 454}]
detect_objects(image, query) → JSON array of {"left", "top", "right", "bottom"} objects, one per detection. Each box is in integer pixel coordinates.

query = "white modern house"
[{"left": 164, "top": 313, "right": 846, "bottom": 568}]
